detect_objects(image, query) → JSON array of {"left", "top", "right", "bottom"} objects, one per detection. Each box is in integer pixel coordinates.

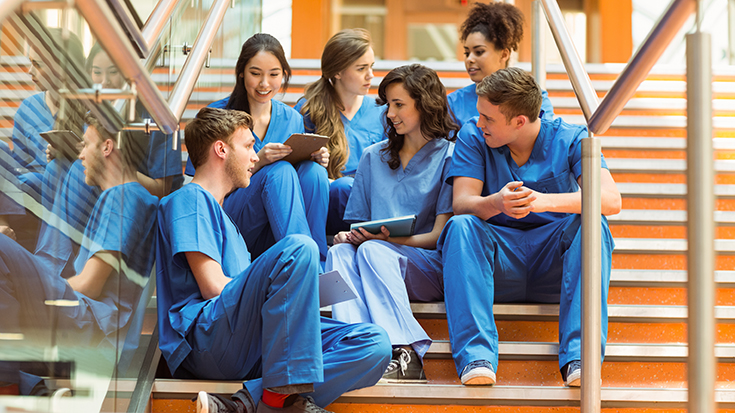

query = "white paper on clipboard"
[{"left": 319, "top": 270, "right": 357, "bottom": 307}]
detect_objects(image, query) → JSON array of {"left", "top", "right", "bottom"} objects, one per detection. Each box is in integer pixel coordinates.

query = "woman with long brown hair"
[{"left": 295, "top": 28, "right": 385, "bottom": 234}]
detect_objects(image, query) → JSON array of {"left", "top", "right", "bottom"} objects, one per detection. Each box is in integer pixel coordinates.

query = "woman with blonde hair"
[{"left": 295, "top": 28, "right": 385, "bottom": 234}]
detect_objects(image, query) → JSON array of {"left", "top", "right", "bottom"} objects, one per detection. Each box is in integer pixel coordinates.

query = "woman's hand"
[
  {"left": 311, "top": 147, "right": 329, "bottom": 168},
  {"left": 257, "top": 143, "right": 292, "bottom": 165},
  {"left": 347, "top": 226, "right": 390, "bottom": 246},
  {"left": 46, "top": 144, "right": 57, "bottom": 163},
  {"left": 333, "top": 231, "right": 350, "bottom": 244}
]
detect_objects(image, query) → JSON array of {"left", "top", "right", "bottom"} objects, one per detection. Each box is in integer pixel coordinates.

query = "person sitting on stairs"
[
  {"left": 439, "top": 67, "right": 621, "bottom": 387},
  {"left": 155, "top": 107, "right": 391, "bottom": 413}
]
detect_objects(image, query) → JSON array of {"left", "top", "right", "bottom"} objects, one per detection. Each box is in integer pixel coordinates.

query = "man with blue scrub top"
[
  {"left": 184, "top": 97, "right": 322, "bottom": 261},
  {"left": 0, "top": 112, "right": 158, "bottom": 359},
  {"left": 439, "top": 68, "right": 621, "bottom": 387},
  {"left": 156, "top": 107, "right": 390, "bottom": 413}
]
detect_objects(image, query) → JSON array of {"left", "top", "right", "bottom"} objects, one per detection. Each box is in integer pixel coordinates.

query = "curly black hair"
[
  {"left": 376, "top": 64, "right": 458, "bottom": 170},
  {"left": 460, "top": 2, "right": 524, "bottom": 52}
]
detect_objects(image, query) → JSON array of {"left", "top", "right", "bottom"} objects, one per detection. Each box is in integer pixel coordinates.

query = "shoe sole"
[
  {"left": 378, "top": 377, "right": 428, "bottom": 384},
  {"left": 462, "top": 376, "right": 496, "bottom": 386},
  {"left": 564, "top": 370, "right": 581, "bottom": 387},
  {"left": 197, "top": 391, "right": 209, "bottom": 413}
]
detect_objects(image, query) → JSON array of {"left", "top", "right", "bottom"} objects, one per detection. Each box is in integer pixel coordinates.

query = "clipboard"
[
  {"left": 281, "top": 133, "right": 329, "bottom": 164},
  {"left": 350, "top": 214, "right": 418, "bottom": 238},
  {"left": 319, "top": 270, "right": 357, "bottom": 307},
  {"left": 40, "top": 130, "right": 82, "bottom": 160}
]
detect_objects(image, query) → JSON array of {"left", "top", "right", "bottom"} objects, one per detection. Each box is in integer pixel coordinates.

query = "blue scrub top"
[
  {"left": 447, "top": 83, "right": 555, "bottom": 128},
  {"left": 296, "top": 96, "right": 385, "bottom": 176},
  {"left": 448, "top": 117, "right": 607, "bottom": 230},
  {"left": 11, "top": 92, "right": 54, "bottom": 174},
  {"left": 72, "top": 181, "right": 158, "bottom": 336},
  {"left": 184, "top": 97, "right": 305, "bottom": 176},
  {"left": 344, "top": 138, "right": 454, "bottom": 236},
  {"left": 156, "top": 183, "right": 252, "bottom": 372}
]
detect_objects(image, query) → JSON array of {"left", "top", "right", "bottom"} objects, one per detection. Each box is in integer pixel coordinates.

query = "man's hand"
[
  {"left": 258, "top": 143, "right": 292, "bottom": 165},
  {"left": 347, "top": 226, "right": 390, "bottom": 246},
  {"left": 493, "top": 181, "right": 535, "bottom": 220},
  {"left": 333, "top": 231, "right": 350, "bottom": 244},
  {"left": 311, "top": 147, "right": 329, "bottom": 168}
]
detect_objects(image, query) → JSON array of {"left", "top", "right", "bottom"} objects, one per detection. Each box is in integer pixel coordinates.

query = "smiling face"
[
  {"left": 91, "top": 51, "right": 124, "bottom": 89},
  {"left": 242, "top": 50, "right": 283, "bottom": 106},
  {"left": 224, "top": 127, "right": 259, "bottom": 188},
  {"left": 463, "top": 32, "right": 510, "bottom": 84},
  {"left": 385, "top": 82, "right": 422, "bottom": 141},
  {"left": 334, "top": 47, "right": 375, "bottom": 97},
  {"left": 476, "top": 96, "right": 519, "bottom": 149}
]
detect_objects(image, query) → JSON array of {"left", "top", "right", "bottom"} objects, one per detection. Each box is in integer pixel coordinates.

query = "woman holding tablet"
[
  {"left": 295, "top": 28, "right": 385, "bottom": 234},
  {"left": 449, "top": 2, "right": 554, "bottom": 126},
  {"left": 325, "top": 64, "right": 457, "bottom": 383},
  {"left": 185, "top": 33, "right": 329, "bottom": 262}
]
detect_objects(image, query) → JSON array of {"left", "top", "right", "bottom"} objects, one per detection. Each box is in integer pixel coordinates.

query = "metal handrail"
[
  {"left": 587, "top": 0, "right": 696, "bottom": 134},
  {"left": 75, "top": 0, "right": 179, "bottom": 134},
  {"left": 107, "top": 0, "right": 149, "bottom": 58},
  {"left": 168, "top": 0, "right": 229, "bottom": 123},
  {"left": 142, "top": 0, "right": 185, "bottom": 55},
  {"left": 539, "top": 0, "right": 599, "bottom": 120},
  {"left": 0, "top": 0, "right": 23, "bottom": 26}
]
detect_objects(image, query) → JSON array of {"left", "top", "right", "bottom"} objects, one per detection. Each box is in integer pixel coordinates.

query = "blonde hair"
[{"left": 300, "top": 28, "right": 372, "bottom": 179}]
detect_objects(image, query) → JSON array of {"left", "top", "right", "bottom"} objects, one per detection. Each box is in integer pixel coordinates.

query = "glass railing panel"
[{"left": 0, "top": 5, "right": 175, "bottom": 411}]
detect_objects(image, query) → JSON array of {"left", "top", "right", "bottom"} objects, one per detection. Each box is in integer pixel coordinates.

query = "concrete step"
[
  {"left": 150, "top": 379, "right": 735, "bottom": 409},
  {"left": 323, "top": 303, "right": 735, "bottom": 323},
  {"left": 608, "top": 209, "right": 735, "bottom": 225}
]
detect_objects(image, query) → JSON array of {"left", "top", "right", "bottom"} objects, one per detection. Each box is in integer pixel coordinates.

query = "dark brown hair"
[
  {"left": 476, "top": 67, "right": 542, "bottom": 123},
  {"left": 460, "top": 2, "right": 524, "bottom": 53},
  {"left": 376, "top": 64, "right": 458, "bottom": 170},
  {"left": 227, "top": 33, "right": 291, "bottom": 114},
  {"left": 185, "top": 107, "right": 254, "bottom": 168}
]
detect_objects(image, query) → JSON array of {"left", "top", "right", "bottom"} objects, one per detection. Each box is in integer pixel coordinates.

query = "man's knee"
[
  {"left": 278, "top": 234, "right": 319, "bottom": 261},
  {"left": 441, "top": 214, "right": 488, "bottom": 246}
]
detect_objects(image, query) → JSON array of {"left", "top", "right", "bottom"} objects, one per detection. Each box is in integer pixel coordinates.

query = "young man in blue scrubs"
[
  {"left": 0, "top": 114, "right": 158, "bottom": 393},
  {"left": 156, "top": 107, "right": 390, "bottom": 413},
  {"left": 440, "top": 68, "right": 621, "bottom": 387}
]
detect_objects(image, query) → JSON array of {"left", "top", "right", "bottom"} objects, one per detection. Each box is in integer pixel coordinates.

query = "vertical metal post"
[
  {"left": 532, "top": 0, "right": 547, "bottom": 90},
  {"left": 686, "top": 25, "right": 716, "bottom": 413},
  {"left": 581, "top": 132, "right": 602, "bottom": 413}
]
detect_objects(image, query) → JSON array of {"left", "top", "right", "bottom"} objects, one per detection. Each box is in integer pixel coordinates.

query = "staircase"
[{"left": 2, "top": 57, "right": 735, "bottom": 411}]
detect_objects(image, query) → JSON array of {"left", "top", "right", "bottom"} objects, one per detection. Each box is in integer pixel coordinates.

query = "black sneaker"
[
  {"left": 196, "top": 391, "right": 245, "bottom": 413},
  {"left": 379, "top": 347, "right": 427, "bottom": 383},
  {"left": 460, "top": 360, "right": 495, "bottom": 386},
  {"left": 561, "top": 360, "right": 581, "bottom": 387},
  {"left": 256, "top": 395, "right": 333, "bottom": 412}
]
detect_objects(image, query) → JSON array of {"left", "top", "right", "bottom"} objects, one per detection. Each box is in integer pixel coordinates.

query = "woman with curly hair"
[
  {"left": 295, "top": 28, "right": 385, "bottom": 235},
  {"left": 324, "top": 64, "right": 458, "bottom": 383},
  {"left": 449, "top": 1, "right": 554, "bottom": 126}
]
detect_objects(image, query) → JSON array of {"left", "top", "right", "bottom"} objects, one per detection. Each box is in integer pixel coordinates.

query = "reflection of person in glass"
[
  {"left": 0, "top": 29, "right": 84, "bottom": 251},
  {"left": 0, "top": 114, "right": 158, "bottom": 393},
  {"left": 9, "top": 29, "right": 85, "bottom": 194}
]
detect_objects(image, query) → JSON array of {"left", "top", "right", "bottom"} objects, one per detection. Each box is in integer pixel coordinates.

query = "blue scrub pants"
[
  {"left": 0, "top": 235, "right": 98, "bottom": 343},
  {"left": 223, "top": 161, "right": 328, "bottom": 263},
  {"left": 177, "top": 235, "right": 390, "bottom": 408},
  {"left": 326, "top": 177, "right": 353, "bottom": 235},
  {"left": 438, "top": 214, "right": 613, "bottom": 376},
  {"left": 327, "top": 240, "right": 443, "bottom": 359}
]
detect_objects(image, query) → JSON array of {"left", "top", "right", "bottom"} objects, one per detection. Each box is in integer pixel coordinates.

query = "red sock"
[{"left": 261, "top": 389, "right": 290, "bottom": 408}]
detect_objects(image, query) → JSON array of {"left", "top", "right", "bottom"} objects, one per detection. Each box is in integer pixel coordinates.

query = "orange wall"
[
  {"left": 291, "top": 0, "right": 633, "bottom": 63},
  {"left": 291, "top": 0, "right": 330, "bottom": 59},
  {"left": 600, "top": 0, "right": 633, "bottom": 63}
]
